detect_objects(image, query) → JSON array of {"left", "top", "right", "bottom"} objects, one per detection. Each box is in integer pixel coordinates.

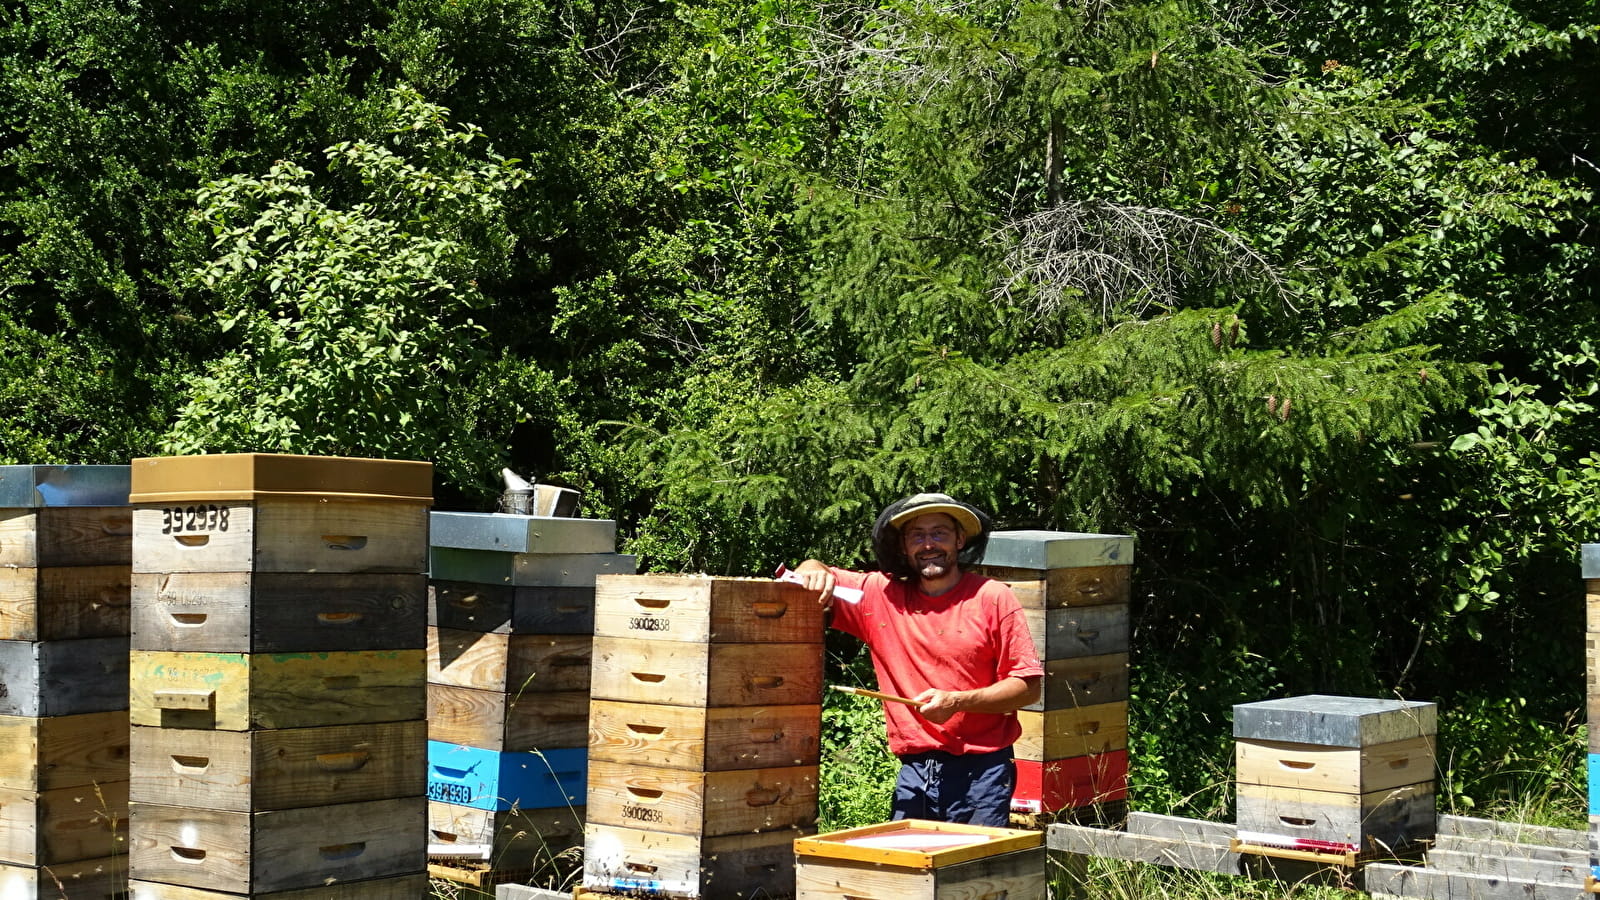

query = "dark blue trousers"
[{"left": 892, "top": 747, "right": 1015, "bottom": 826}]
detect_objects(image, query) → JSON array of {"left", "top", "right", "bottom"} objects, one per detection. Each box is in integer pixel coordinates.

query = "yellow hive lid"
[
  {"left": 794, "top": 819, "right": 1042, "bottom": 869},
  {"left": 129, "top": 453, "right": 433, "bottom": 503}
]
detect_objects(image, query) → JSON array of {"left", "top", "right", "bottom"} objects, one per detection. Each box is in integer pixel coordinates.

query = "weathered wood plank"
[
  {"left": 1421, "top": 848, "right": 1591, "bottom": 884},
  {"left": 1435, "top": 814, "right": 1587, "bottom": 850},
  {"left": 0, "top": 566, "right": 130, "bottom": 642},
  {"left": 1015, "top": 703, "right": 1129, "bottom": 761},
  {"left": 1125, "top": 812, "right": 1236, "bottom": 843},
  {"left": 428, "top": 628, "right": 591, "bottom": 693},
  {"left": 586, "top": 760, "right": 817, "bottom": 837},
  {"left": 0, "top": 711, "right": 129, "bottom": 792},
  {"left": 426, "top": 683, "right": 588, "bottom": 751},
  {"left": 127, "top": 796, "right": 426, "bottom": 894},
  {"left": 589, "top": 636, "right": 823, "bottom": 707},
  {"left": 131, "top": 572, "right": 425, "bottom": 653},
  {"left": 130, "top": 720, "right": 426, "bottom": 811},
  {"left": 1047, "top": 823, "right": 1242, "bottom": 875},
  {"left": 1429, "top": 832, "right": 1588, "bottom": 863},
  {"left": 587, "top": 699, "right": 821, "bottom": 771},
  {"left": 129, "top": 649, "right": 424, "bottom": 730},
  {"left": 0, "top": 637, "right": 129, "bottom": 717},
  {"left": 1362, "top": 861, "right": 1590, "bottom": 899}
]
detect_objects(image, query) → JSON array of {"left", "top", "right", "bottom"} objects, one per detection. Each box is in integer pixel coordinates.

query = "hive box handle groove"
[{"left": 322, "top": 535, "right": 368, "bottom": 550}]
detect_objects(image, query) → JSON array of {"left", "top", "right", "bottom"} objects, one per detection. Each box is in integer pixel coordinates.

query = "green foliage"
[{"left": 163, "top": 87, "right": 534, "bottom": 497}]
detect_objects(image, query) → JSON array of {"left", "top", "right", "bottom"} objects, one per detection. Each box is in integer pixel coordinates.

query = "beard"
[{"left": 913, "top": 551, "right": 955, "bottom": 579}]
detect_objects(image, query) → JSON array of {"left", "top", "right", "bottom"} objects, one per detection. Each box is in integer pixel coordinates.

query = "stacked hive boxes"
[
  {"left": 975, "top": 530, "right": 1134, "bottom": 821},
  {"left": 124, "top": 453, "right": 432, "bottom": 900},
  {"left": 1233, "top": 695, "right": 1436, "bottom": 858},
  {"left": 0, "top": 466, "right": 132, "bottom": 900},
  {"left": 1584, "top": 544, "right": 1599, "bottom": 885},
  {"left": 425, "top": 511, "right": 634, "bottom": 875},
  {"left": 583, "top": 575, "right": 823, "bottom": 898}
]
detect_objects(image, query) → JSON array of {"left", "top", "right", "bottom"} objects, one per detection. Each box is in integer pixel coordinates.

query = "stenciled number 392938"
[{"left": 161, "top": 505, "right": 230, "bottom": 534}]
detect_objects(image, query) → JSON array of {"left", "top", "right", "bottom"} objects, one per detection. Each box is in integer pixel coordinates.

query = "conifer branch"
[{"left": 992, "top": 201, "right": 1290, "bottom": 322}]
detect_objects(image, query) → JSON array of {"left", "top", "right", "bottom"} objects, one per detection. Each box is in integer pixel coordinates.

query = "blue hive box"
[{"left": 427, "top": 741, "right": 586, "bottom": 812}]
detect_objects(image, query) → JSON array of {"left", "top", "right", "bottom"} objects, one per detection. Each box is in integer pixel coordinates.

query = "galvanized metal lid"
[
  {"left": 1583, "top": 544, "right": 1600, "bottom": 580},
  {"left": 1234, "top": 694, "right": 1436, "bottom": 746},
  {"left": 980, "top": 530, "right": 1135, "bottom": 570},
  {"left": 430, "top": 511, "right": 616, "bottom": 555},
  {"left": 129, "top": 453, "right": 432, "bottom": 503},
  {"left": 0, "top": 465, "right": 131, "bottom": 508}
]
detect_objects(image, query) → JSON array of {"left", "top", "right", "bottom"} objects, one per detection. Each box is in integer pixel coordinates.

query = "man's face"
[{"left": 900, "top": 512, "right": 966, "bottom": 580}]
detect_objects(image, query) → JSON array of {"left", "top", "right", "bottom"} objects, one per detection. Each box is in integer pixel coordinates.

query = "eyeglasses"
[{"left": 904, "top": 528, "right": 957, "bottom": 545}]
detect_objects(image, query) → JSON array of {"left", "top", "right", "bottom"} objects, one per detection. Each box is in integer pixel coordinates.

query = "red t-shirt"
[{"left": 829, "top": 568, "right": 1044, "bottom": 757}]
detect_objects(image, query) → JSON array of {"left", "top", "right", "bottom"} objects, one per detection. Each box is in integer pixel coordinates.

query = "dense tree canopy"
[{"left": 2, "top": 0, "right": 1596, "bottom": 814}]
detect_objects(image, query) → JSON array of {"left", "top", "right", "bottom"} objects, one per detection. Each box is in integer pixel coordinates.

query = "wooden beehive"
[
  {"left": 0, "top": 781, "right": 128, "bottom": 867},
  {"left": 1233, "top": 695, "right": 1437, "bottom": 854},
  {"left": 793, "top": 819, "right": 1045, "bottom": 900},
  {"left": 0, "top": 710, "right": 130, "bottom": 792},
  {"left": 588, "top": 699, "right": 821, "bottom": 771},
  {"left": 426, "top": 683, "right": 589, "bottom": 751},
  {"left": 0, "top": 507, "right": 132, "bottom": 569},
  {"left": 128, "top": 649, "right": 424, "bottom": 730},
  {"left": 593, "top": 575, "right": 823, "bottom": 644},
  {"left": 1012, "top": 752, "right": 1129, "bottom": 813},
  {"left": 430, "top": 549, "right": 636, "bottom": 587},
  {"left": 425, "top": 743, "right": 586, "bottom": 812},
  {"left": 1014, "top": 703, "right": 1129, "bottom": 761},
  {"left": 429, "top": 581, "right": 595, "bottom": 634},
  {"left": 0, "top": 855, "right": 126, "bottom": 900},
  {"left": 1029, "top": 652, "right": 1129, "bottom": 711},
  {"left": 126, "top": 796, "right": 426, "bottom": 895},
  {"left": 427, "top": 800, "right": 584, "bottom": 870},
  {"left": 589, "top": 635, "right": 823, "bottom": 707},
  {"left": 428, "top": 627, "right": 591, "bottom": 693},
  {"left": 129, "top": 720, "right": 426, "bottom": 812},
  {"left": 429, "top": 512, "right": 616, "bottom": 555},
  {"left": 0, "top": 637, "right": 129, "bottom": 717},
  {"left": 975, "top": 563, "right": 1131, "bottom": 609},
  {"left": 0, "top": 565, "right": 130, "bottom": 642},
  {"left": 583, "top": 823, "right": 806, "bottom": 899},
  {"left": 127, "top": 874, "right": 428, "bottom": 900},
  {"left": 1235, "top": 735, "right": 1435, "bottom": 794},
  {"left": 586, "top": 759, "right": 818, "bottom": 837},
  {"left": 131, "top": 573, "right": 426, "bottom": 653},
  {"left": 1022, "top": 605, "right": 1131, "bottom": 660}
]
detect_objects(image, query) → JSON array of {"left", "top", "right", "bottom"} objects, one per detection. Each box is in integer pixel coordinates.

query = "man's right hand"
[{"left": 791, "top": 559, "right": 836, "bottom": 613}]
